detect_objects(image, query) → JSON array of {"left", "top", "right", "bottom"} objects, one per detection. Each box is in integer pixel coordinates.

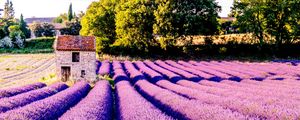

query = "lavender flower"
[
  {"left": 0, "top": 81, "right": 90, "bottom": 120},
  {"left": 0, "top": 82, "right": 68, "bottom": 113},
  {"left": 59, "top": 80, "right": 113, "bottom": 120},
  {"left": 0, "top": 82, "right": 46, "bottom": 99}
]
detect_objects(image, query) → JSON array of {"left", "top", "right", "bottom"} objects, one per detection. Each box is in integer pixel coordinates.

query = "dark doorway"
[{"left": 61, "top": 66, "right": 71, "bottom": 82}]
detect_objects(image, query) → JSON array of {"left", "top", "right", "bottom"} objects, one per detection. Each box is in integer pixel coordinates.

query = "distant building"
[
  {"left": 25, "top": 17, "right": 55, "bottom": 24},
  {"left": 54, "top": 35, "right": 97, "bottom": 82},
  {"left": 26, "top": 17, "right": 64, "bottom": 38}
]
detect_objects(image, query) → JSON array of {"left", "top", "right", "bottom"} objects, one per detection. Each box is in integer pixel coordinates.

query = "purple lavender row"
[
  {"left": 177, "top": 61, "right": 233, "bottom": 80},
  {"left": 241, "top": 79, "right": 300, "bottom": 90},
  {"left": 0, "top": 82, "right": 46, "bottom": 99},
  {"left": 153, "top": 60, "right": 203, "bottom": 81},
  {"left": 221, "top": 79, "right": 300, "bottom": 96},
  {"left": 222, "top": 79, "right": 300, "bottom": 94},
  {"left": 0, "top": 81, "right": 91, "bottom": 120},
  {"left": 59, "top": 80, "right": 112, "bottom": 120},
  {"left": 112, "top": 61, "right": 173, "bottom": 120},
  {"left": 221, "top": 61, "right": 279, "bottom": 75},
  {"left": 210, "top": 61, "right": 269, "bottom": 78},
  {"left": 164, "top": 60, "right": 220, "bottom": 80},
  {"left": 0, "top": 83, "right": 68, "bottom": 113},
  {"left": 189, "top": 60, "right": 250, "bottom": 79},
  {"left": 202, "top": 61, "right": 267, "bottom": 80},
  {"left": 139, "top": 61, "right": 298, "bottom": 119},
  {"left": 199, "top": 80, "right": 300, "bottom": 109},
  {"left": 124, "top": 61, "right": 247, "bottom": 120},
  {"left": 98, "top": 60, "right": 111, "bottom": 76}
]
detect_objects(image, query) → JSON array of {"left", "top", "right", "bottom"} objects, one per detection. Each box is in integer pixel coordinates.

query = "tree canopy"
[
  {"left": 80, "top": 0, "right": 221, "bottom": 53},
  {"left": 231, "top": 0, "right": 300, "bottom": 47}
]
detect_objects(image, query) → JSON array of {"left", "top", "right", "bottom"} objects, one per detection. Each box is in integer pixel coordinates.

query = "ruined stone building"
[{"left": 54, "top": 35, "right": 96, "bottom": 82}]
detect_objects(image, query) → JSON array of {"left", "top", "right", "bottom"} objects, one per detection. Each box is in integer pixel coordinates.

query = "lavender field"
[{"left": 1, "top": 60, "right": 300, "bottom": 120}]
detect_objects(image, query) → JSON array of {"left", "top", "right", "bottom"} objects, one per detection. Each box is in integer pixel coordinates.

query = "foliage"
[
  {"left": 30, "top": 22, "right": 55, "bottom": 37},
  {"left": 114, "top": 0, "right": 155, "bottom": 52},
  {"left": 42, "top": 23, "right": 55, "bottom": 37},
  {"left": 60, "top": 20, "right": 82, "bottom": 35},
  {"left": 80, "top": 0, "right": 117, "bottom": 49},
  {"left": 7, "top": 25, "right": 25, "bottom": 48},
  {"left": 264, "top": 0, "right": 300, "bottom": 46},
  {"left": 68, "top": 3, "right": 73, "bottom": 21},
  {"left": 30, "top": 22, "right": 43, "bottom": 37},
  {"left": 3, "top": 0, "right": 14, "bottom": 19},
  {"left": 53, "top": 13, "right": 68, "bottom": 23},
  {"left": 19, "top": 14, "right": 31, "bottom": 38},
  {"left": 153, "top": 0, "right": 220, "bottom": 49},
  {"left": 0, "top": 37, "right": 55, "bottom": 54},
  {"left": 231, "top": 0, "right": 300, "bottom": 48},
  {"left": 0, "top": 36, "right": 13, "bottom": 48},
  {"left": 0, "top": 18, "right": 17, "bottom": 36}
]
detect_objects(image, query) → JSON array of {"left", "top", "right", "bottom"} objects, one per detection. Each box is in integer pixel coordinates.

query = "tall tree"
[
  {"left": 68, "top": 3, "right": 73, "bottom": 21},
  {"left": 114, "top": 0, "right": 155, "bottom": 52},
  {"left": 19, "top": 14, "right": 31, "bottom": 38},
  {"left": 264, "top": 0, "right": 300, "bottom": 46},
  {"left": 153, "top": 0, "right": 220, "bottom": 49},
  {"left": 3, "top": 0, "right": 14, "bottom": 19},
  {"left": 231, "top": 0, "right": 300, "bottom": 47},
  {"left": 80, "top": 0, "right": 118, "bottom": 53},
  {"left": 230, "top": 0, "right": 267, "bottom": 47}
]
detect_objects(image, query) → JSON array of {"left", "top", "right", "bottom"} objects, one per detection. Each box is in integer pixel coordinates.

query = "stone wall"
[{"left": 55, "top": 51, "right": 96, "bottom": 81}]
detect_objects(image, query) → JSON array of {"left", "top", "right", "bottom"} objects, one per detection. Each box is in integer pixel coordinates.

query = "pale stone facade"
[
  {"left": 55, "top": 51, "right": 97, "bottom": 81},
  {"left": 54, "top": 35, "right": 96, "bottom": 82}
]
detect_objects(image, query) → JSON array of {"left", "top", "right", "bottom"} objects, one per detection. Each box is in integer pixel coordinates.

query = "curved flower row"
[
  {"left": 0, "top": 82, "right": 68, "bottom": 113},
  {"left": 112, "top": 61, "right": 173, "bottom": 120},
  {"left": 98, "top": 60, "right": 111, "bottom": 76},
  {"left": 0, "top": 81, "right": 91, "bottom": 120},
  {"left": 124, "top": 61, "right": 247, "bottom": 120},
  {"left": 136, "top": 61, "right": 300, "bottom": 119},
  {"left": 60, "top": 80, "right": 113, "bottom": 120},
  {"left": 0, "top": 82, "right": 46, "bottom": 99}
]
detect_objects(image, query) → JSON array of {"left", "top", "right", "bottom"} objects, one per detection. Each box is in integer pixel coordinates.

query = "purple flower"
[
  {"left": 59, "top": 80, "right": 113, "bottom": 120},
  {"left": 0, "top": 82, "right": 68, "bottom": 113},
  {"left": 0, "top": 81, "right": 90, "bottom": 120},
  {"left": 0, "top": 82, "right": 46, "bottom": 99}
]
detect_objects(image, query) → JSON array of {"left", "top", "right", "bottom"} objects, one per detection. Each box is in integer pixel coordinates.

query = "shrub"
[{"left": 0, "top": 36, "right": 13, "bottom": 48}]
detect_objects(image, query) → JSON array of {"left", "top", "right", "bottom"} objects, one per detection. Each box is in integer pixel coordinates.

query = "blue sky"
[{"left": 0, "top": 0, "right": 233, "bottom": 18}]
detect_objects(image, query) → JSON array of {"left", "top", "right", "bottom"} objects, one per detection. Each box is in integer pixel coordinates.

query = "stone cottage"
[{"left": 54, "top": 35, "right": 96, "bottom": 82}]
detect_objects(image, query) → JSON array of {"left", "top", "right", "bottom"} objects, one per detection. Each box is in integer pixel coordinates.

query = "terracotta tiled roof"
[{"left": 54, "top": 35, "right": 96, "bottom": 51}]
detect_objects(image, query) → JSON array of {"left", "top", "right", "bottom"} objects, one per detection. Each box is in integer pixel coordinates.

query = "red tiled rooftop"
[{"left": 54, "top": 35, "right": 95, "bottom": 51}]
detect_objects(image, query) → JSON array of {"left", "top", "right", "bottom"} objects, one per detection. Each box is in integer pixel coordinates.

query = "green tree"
[
  {"left": 68, "top": 3, "right": 73, "bottom": 21},
  {"left": 264, "top": 0, "right": 300, "bottom": 46},
  {"left": 19, "top": 14, "right": 31, "bottom": 38},
  {"left": 154, "top": 0, "right": 220, "bottom": 49},
  {"left": 80, "top": 0, "right": 118, "bottom": 53},
  {"left": 3, "top": 0, "right": 14, "bottom": 19},
  {"left": 41, "top": 23, "right": 55, "bottom": 37},
  {"left": 30, "top": 22, "right": 43, "bottom": 37},
  {"left": 60, "top": 20, "right": 82, "bottom": 35},
  {"left": 53, "top": 13, "right": 68, "bottom": 23},
  {"left": 30, "top": 22, "right": 55, "bottom": 37},
  {"left": 114, "top": 0, "right": 155, "bottom": 52},
  {"left": 8, "top": 25, "right": 25, "bottom": 48},
  {"left": 230, "top": 0, "right": 267, "bottom": 47},
  {"left": 231, "top": 0, "right": 300, "bottom": 48}
]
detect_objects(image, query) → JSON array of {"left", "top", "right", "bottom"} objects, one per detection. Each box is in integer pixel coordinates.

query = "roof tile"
[{"left": 55, "top": 35, "right": 95, "bottom": 51}]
